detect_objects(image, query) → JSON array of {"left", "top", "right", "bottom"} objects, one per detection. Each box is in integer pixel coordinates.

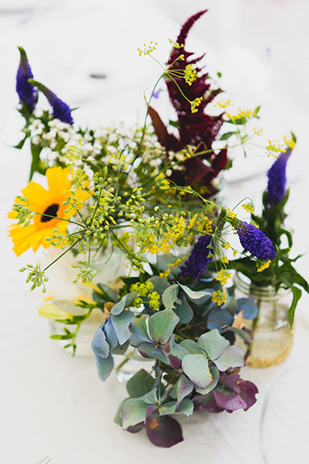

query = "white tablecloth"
[{"left": 1, "top": 1, "right": 309, "bottom": 463}]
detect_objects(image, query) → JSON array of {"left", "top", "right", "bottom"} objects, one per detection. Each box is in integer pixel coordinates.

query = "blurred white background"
[{"left": 0, "top": 1, "right": 308, "bottom": 463}]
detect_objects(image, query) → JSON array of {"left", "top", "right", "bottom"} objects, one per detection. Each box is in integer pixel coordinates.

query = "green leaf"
[
  {"left": 180, "top": 339, "right": 201, "bottom": 354},
  {"left": 195, "top": 366, "right": 220, "bottom": 395},
  {"left": 174, "top": 295, "right": 193, "bottom": 324},
  {"left": 121, "top": 398, "right": 148, "bottom": 429},
  {"left": 94, "top": 354, "right": 114, "bottom": 381},
  {"left": 198, "top": 329, "right": 230, "bottom": 360},
  {"left": 176, "top": 374, "right": 194, "bottom": 407},
  {"left": 111, "top": 310, "right": 135, "bottom": 345},
  {"left": 219, "top": 131, "right": 236, "bottom": 141},
  {"left": 162, "top": 284, "right": 181, "bottom": 309},
  {"left": 114, "top": 398, "right": 128, "bottom": 426},
  {"left": 182, "top": 354, "right": 212, "bottom": 389},
  {"left": 159, "top": 399, "right": 193, "bottom": 417},
  {"left": 130, "top": 315, "right": 151, "bottom": 346},
  {"left": 288, "top": 286, "right": 302, "bottom": 328},
  {"left": 111, "top": 291, "right": 137, "bottom": 315},
  {"left": 126, "top": 369, "right": 155, "bottom": 399},
  {"left": 214, "top": 346, "right": 245, "bottom": 371},
  {"left": 178, "top": 284, "right": 213, "bottom": 303},
  {"left": 93, "top": 283, "right": 117, "bottom": 303},
  {"left": 148, "top": 309, "right": 179, "bottom": 344},
  {"left": 148, "top": 276, "right": 170, "bottom": 295}
]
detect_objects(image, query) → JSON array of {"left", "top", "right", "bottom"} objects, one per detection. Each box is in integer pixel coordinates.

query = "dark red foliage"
[{"left": 149, "top": 10, "right": 228, "bottom": 198}]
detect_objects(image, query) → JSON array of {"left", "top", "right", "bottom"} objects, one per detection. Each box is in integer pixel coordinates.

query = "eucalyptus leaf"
[
  {"left": 198, "top": 329, "right": 230, "bottom": 360},
  {"left": 138, "top": 342, "right": 168, "bottom": 363},
  {"left": 129, "top": 315, "right": 151, "bottom": 347},
  {"left": 214, "top": 345, "right": 245, "bottom": 371},
  {"left": 91, "top": 326, "right": 110, "bottom": 358},
  {"left": 176, "top": 374, "right": 194, "bottom": 408},
  {"left": 179, "top": 284, "right": 213, "bottom": 303},
  {"left": 111, "top": 310, "right": 135, "bottom": 345},
  {"left": 111, "top": 291, "right": 137, "bottom": 315},
  {"left": 182, "top": 354, "right": 212, "bottom": 389},
  {"left": 174, "top": 295, "right": 194, "bottom": 324},
  {"left": 148, "top": 309, "right": 179, "bottom": 344},
  {"left": 126, "top": 369, "right": 155, "bottom": 398},
  {"left": 94, "top": 353, "right": 114, "bottom": 382},
  {"left": 148, "top": 276, "right": 170, "bottom": 295},
  {"left": 121, "top": 398, "right": 148, "bottom": 429},
  {"left": 195, "top": 366, "right": 220, "bottom": 395},
  {"left": 237, "top": 297, "right": 258, "bottom": 319},
  {"left": 162, "top": 284, "right": 181, "bottom": 309}
]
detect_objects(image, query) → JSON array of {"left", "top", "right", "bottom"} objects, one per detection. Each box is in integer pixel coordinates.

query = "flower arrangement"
[{"left": 8, "top": 9, "right": 306, "bottom": 447}]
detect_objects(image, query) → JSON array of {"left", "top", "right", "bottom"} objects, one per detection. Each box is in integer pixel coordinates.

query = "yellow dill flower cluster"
[
  {"left": 160, "top": 258, "right": 184, "bottom": 277},
  {"left": 137, "top": 41, "right": 158, "bottom": 56},
  {"left": 253, "top": 127, "right": 263, "bottom": 136},
  {"left": 169, "top": 39, "right": 184, "bottom": 49},
  {"left": 130, "top": 281, "right": 160, "bottom": 310},
  {"left": 215, "top": 99, "right": 232, "bottom": 109},
  {"left": 283, "top": 135, "right": 296, "bottom": 150},
  {"left": 227, "top": 208, "right": 237, "bottom": 219},
  {"left": 191, "top": 97, "right": 203, "bottom": 113},
  {"left": 215, "top": 269, "right": 232, "bottom": 285},
  {"left": 257, "top": 260, "right": 271, "bottom": 272},
  {"left": 242, "top": 202, "right": 255, "bottom": 214},
  {"left": 134, "top": 215, "right": 187, "bottom": 254},
  {"left": 226, "top": 107, "right": 258, "bottom": 123},
  {"left": 184, "top": 64, "right": 199, "bottom": 86},
  {"left": 212, "top": 290, "right": 226, "bottom": 305},
  {"left": 265, "top": 139, "right": 285, "bottom": 158},
  {"left": 220, "top": 256, "right": 229, "bottom": 264}
]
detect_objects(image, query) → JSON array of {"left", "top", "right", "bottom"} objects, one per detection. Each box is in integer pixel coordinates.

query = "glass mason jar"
[
  {"left": 234, "top": 272, "right": 294, "bottom": 368},
  {"left": 41, "top": 245, "right": 128, "bottom": 356}
]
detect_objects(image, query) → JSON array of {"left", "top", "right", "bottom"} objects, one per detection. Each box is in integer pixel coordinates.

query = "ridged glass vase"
[{"left": 234, "top": 272, "right": 294, "bottom": 368}]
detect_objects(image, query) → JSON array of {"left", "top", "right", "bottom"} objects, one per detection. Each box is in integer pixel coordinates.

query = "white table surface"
[{"left": 1, "top": 1, "right": 309, "bottom": 463}]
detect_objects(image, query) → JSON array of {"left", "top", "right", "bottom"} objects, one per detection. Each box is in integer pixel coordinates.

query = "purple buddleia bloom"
[
  {"left": 16, "top": 47, "right": 37, "bottom": 112},
  {"left": 178, "top": 234, "right": 214, "bottom": 281},
  {"left": 29, "top": 79, "right": 74, "bottom": 125},
  {"left": 266, "top": 149, "right": 291, "bottom": 207},
  {"left": 235, "top": 220, "right": 276, "bottom": 260}
]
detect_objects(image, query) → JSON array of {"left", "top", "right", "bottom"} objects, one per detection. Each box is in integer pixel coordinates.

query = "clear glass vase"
[
  {"left": 234, "top": 272, "right": 294, "bottom": 368},
  {"left": 42, "top": 246, "right": 128, "bottom": 356}
]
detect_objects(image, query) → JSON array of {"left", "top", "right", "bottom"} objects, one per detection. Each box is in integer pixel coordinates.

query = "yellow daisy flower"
[{"left": 9, "top": 167, "right": 90, "bottom": 256}]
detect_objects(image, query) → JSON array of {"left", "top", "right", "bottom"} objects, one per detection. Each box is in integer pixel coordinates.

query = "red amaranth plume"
[{"left": 149, "top": 10, "right": 228, "bottom": 198}]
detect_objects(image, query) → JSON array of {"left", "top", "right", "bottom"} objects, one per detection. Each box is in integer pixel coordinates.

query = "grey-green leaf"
[
  {"left": 121, "top": 398, "right": 148, "bottom": 429},
  {"left": 162, "top": 284, "right": 181, "bottom": 309},
  {"left": 198, "top": 329, "right": 230, "bottom": 360},
  {"left": 182, "top": 354, "right": 212, "bottom": 389},
  {"left": 214, "top": 345, "right": 245, "bottom": 371},
  {"left": 148, "top": 309, "right": 179, "bottom": 344}
]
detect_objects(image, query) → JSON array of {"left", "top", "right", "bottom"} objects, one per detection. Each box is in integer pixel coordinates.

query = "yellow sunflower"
[{"left": 9, "top": 167, "right": 90, "bottom": 256}]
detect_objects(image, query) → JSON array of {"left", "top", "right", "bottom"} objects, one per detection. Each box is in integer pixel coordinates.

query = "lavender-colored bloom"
[
  {"left": 178, "top": 234, "right": 213, "bottom": 281},
  {"left": 266, "top": 149, "right": 291, "bottom": 206},
  {"left": 16, "top": 47, "right": 37, "bottom": 112},
  {"left": 236, "top": 220, "right": 276, "bottom": 260},
  {"left": 29, "top": 79, "right": 74, "bottom": 125}
]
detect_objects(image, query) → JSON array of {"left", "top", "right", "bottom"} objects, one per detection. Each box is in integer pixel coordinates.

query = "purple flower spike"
[
  {"left": 16, "top": 47, "right": 37, "bottom": 112},
  {"left": 266, "top": 149, "right": 291, "bottom": 207},
  {"left": 178, "top": 234, "right": 214, "bottom": 282},
  {"left": 29, "top": 79, "right": 74, "bottom": 125},
  {"left": 235, "top": 220, "right": 276, "bottom": 261}
]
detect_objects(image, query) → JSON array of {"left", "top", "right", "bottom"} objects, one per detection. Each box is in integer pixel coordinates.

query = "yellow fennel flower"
[{"left": 8, "top": 167, "right": 89, "bottom": 256}]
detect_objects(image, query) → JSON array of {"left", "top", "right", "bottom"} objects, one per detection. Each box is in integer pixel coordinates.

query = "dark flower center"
[{"left": 41, "top": 203, "right": 60, "bottom": 222}]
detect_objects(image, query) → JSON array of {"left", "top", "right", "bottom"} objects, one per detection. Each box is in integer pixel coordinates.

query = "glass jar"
[
  {"left": 41, "top": 245, "right": 128, "bottom": 356},
  {"left": 234, "top": 272, "right": 294, "bottom": 368}
]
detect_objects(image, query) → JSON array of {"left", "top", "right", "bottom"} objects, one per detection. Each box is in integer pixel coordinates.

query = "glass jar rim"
[{"left": 234, "top": 272, "right": 290, "bottom": 300}]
